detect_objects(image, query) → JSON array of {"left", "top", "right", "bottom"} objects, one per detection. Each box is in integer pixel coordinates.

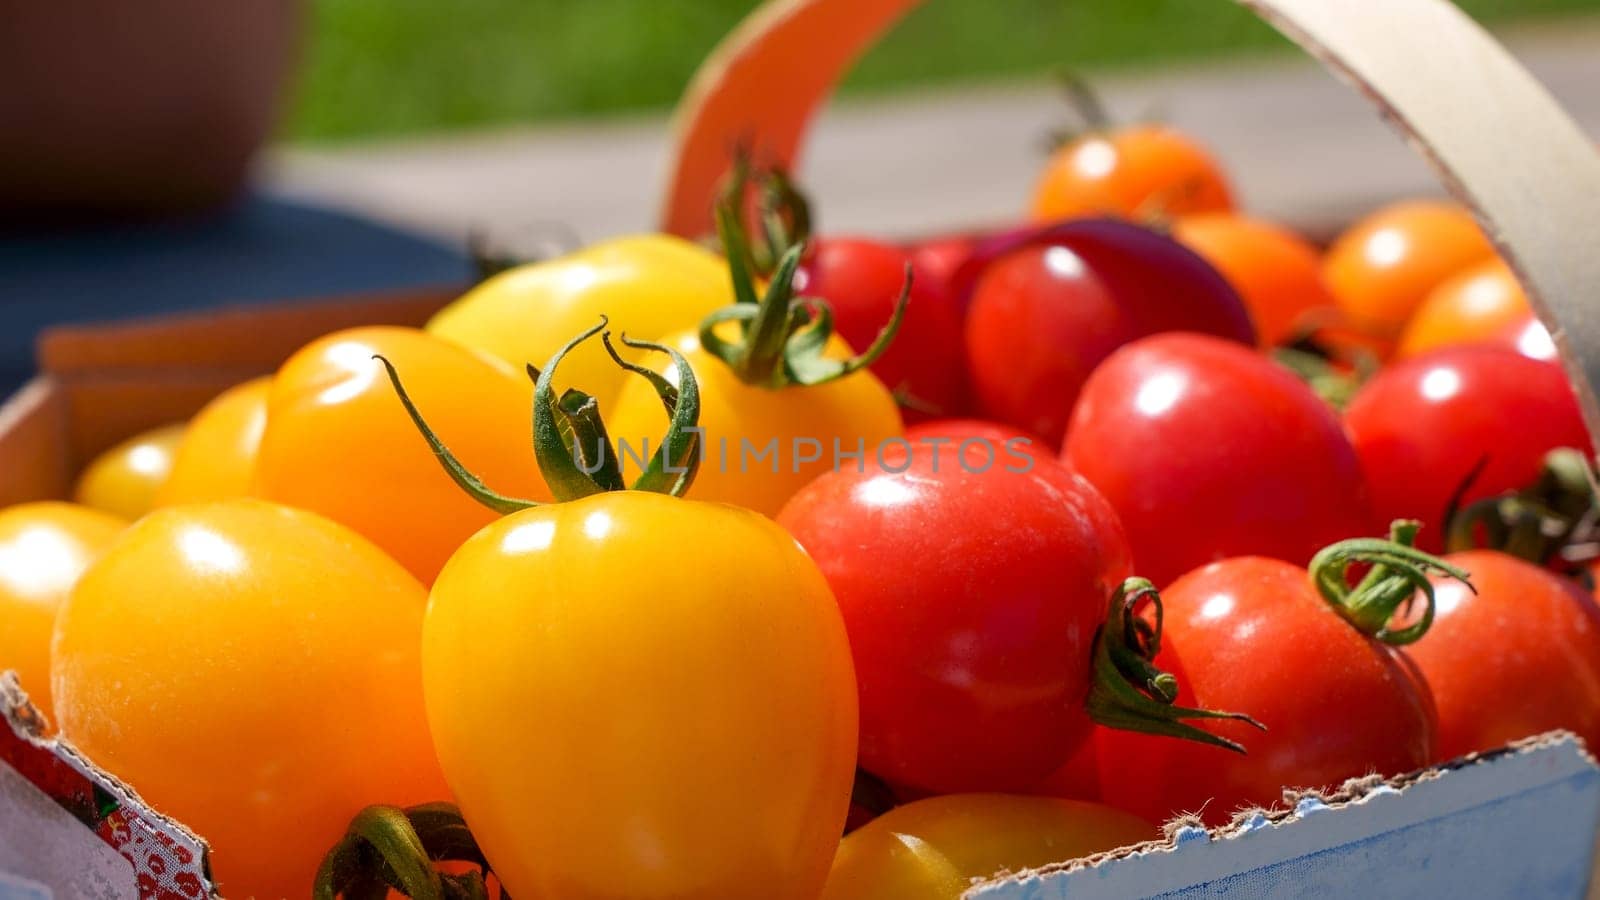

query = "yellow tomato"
[
  {"left": 427, "top": 234, "right": 735, "bottom": 407},
  {"left": 254, "top": 326, "right": 548, "bottom": 583},
  {"left": 72, "top": 423, "right": 185, "bottom": 519},
  {"left": 823, "top": 794, "right": 1155, "bottom": 899},
  {"left": 0, "top": 502, "right": 125, "bottom": 722},
  {"left": 157, "top": 377, "right": 270, "bottom": 506},
  {"left": 52, "top": 500, "right": 448, "bottom": 898},
  {"left": 607, "top": 328, "right": 903, "bottom": 517},
  {"left": 425, "top": 490, "right": 858, "bottom": 899}
]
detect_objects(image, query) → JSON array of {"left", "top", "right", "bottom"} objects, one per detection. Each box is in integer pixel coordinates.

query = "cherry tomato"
[
  {"left": 796, "top": 237, "right": 968, "bottom": 421},
  {"left": 72, "top": 423, "right": 184, "bottom": 520},
  {"left": 907, "top": 234, "right": 980, "bottom": 298},
  {"left": 1030, "top": 124, "right": 1233, "bottom": 222},
  {"left": 1395, "top": 257, "right": 1551, "bottom": 360},
  {"left": 157, "top": 376, "right": 269, "bottom": 506},
  {"left": 254, "top": 326, "right": 548, "bottom": 583},
  {"left": 52, "top": 500, "right": 447, "bottom": 898},
  {"left": 1406, "top": 551, "right": 1600, "bottom": 760},
  {"left": 1322, "top": 201, "right": 1495, "bottom": 350},
  {"left": 777, "top": 450, "right": 1132, "bottom": 793},
  {"left": 428, "top": 234, "right": 735, "bottom": 407},
  {"left": 1172, "top": 213, "right": 1336, "bottom": 347},
  {"left": 1063, "top": 333, "right": 1373, "bottom": 589},
  {"left": 1344, "top": 346, "right": 1591, "bottom": 552},
  {"left": 0, "top": 502, "right": 125, "bottom": 723},
  {"left": 964, "top": 219, "right": 1254, "bottom": 444},
  {"left": 1098, "top": 555, "right": 1435, "bottom": 826},
  {"left": 822, "top": 794, "right": 1153, "bottom": 900}
]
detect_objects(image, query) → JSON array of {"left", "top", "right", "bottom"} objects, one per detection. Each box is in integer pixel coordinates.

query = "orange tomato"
[
  {"left": 72, "top": 423, "right": 184, "bottom": 520},
  {"left": 253, "top": 327, "right": 548, "bottom": 583},
  {"left": 52, "top": 500, "right": 448, "bottom": 899},
  {"left": 0, "top": 502, "right": 125, "bottom": 722},
  {"left": 1396, "top": 257, "right": 1552, "bottom": 360},
  {"left": 1322, "top": 200, "right": 1495, "bottom": 350},
  {"left": 157, "top": 377, "right": 270, "bottom": 506},
  {"left": 1030, "top": 124, "right": 1233, "bottom": 222},
  {"left": 1172, "top": 213, "right": 1336, "bottom": 346}
]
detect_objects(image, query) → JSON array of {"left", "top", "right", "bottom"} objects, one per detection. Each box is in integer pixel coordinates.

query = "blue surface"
[{"left": 0, "top": 195, "right": 472, "bottom": 394}]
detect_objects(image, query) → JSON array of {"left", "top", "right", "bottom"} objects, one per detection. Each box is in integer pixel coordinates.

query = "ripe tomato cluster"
[{"left": 2, "top": 114, "right": 1597, "bottom": 900}]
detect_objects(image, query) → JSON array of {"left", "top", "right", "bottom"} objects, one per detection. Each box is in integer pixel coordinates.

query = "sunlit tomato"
[
  {"left": 52, "top": 500, "right": 447, "bottom": 898},
  {"left": 1395, "top": 257, "right": 1552, "bottom": 360},
  {"left": 1322, "top": 201, "right": 1495, "bottom": 350},
  {"left": 0, "top": 503, "right": 125, "bottom": 723},
  {"left": 427, "top": 234, "right": 734, "bottom": 407},
  {"left": 607, "top": 328, "right": 902, "bottom": 517},
  {"left": 72, "top": 423, "right": 184, "bottom": 520},
  {"left": 1098, "top": 556, "right": 1435, "bottom": 826},
  {"left": 1406, "top": 551, "right": 1600, "bottom": 760},
  {"left": 797, "top": 237, "right": 968, "bottom": 420},
  {"left": 778, "top": 451, "right": 1131, "bottom": 793},
  {"left": 822, "top": 794, "right": 1153, "bottom": 900},
  {"left": 157, "top": 377, "right": 269, "bottom": 506},
  {"left": 1344, "top": 346, "right": 1591, "bottom": 552},
  {"left": 426, "top": 491, "right": 857, "bottom": 899},
  {"left": 964, "top": 219, "right": 1254, "bottom": 444},
  {"left": 254, "top": 326, "right": 548, "bottom": 583},
  {"left": 1030, "top": 124, "right": 1233, "bottom": 222},
  {"left": 904, "top": 418, "right": 1040, "bottom": 452},
  {"left": 1063, "top": 333, "right": 1373, "bottom": 588},
  {"left": 1172, "top": 213, "right": 1336, "bottom": 346}
]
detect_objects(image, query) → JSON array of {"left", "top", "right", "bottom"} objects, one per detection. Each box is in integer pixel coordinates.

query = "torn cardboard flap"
[{"left": 967, "top": 732, "right": 1600, "bottom": 899}]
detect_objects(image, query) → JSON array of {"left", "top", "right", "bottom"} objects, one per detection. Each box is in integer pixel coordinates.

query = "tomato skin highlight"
[
  {"left": 424, "top": 491, "right": 857, "bottom": 899},
  {"left": 73, "top": 423, "right": 185, "bottom": 520},
  {"left": 1097, "top": 556, "right": 1436, "bottom": 826},
  {"left": 52, "top": 500, "right": 447, "bottom": 899},
  {"left": 157, "top": 376, "right": 270, "bottom": 506},
  {"left": 1030, "top": 124, "right": 1233, "bottom": 222},
  {"left": 1406, "top": 551, "right": 1600, "bottom": 760},
  {"left": 778, "top": 451, "right": 1131, "bottom": 794},
  {"left": 1063, "top": 333, "right": 1373, "bottom": 589},
  {"left": 1344, "top": 346, "right": 1592, "bottom": 552}
]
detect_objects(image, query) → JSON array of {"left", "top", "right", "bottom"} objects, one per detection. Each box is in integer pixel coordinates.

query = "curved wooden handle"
[{"left": 660, "top": 0, "right": 1600, "bottom": 440}]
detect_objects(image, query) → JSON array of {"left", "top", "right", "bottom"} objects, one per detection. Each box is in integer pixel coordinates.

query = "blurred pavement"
[{"left": 266, "top": 18, "right": 1600, "bottom": 246}]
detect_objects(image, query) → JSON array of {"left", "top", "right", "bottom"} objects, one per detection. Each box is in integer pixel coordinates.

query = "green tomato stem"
[{"left": 1310, "top": 520, "right": 1474, "bottom": 645}]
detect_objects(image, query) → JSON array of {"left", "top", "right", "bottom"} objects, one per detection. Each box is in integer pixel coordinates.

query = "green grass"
[{"left": 287, "top": 0, "right": 1600, "bottom": 141}]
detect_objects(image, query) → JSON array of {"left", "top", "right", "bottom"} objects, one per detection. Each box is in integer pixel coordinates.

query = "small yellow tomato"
[
  {"left": 823, "top": 794, "right": 1155, "bottom": 900},
  {"left": 52, "top": 500, "right": 448, "bottom": 899},
  {"left": 72, "top": 423, "right": 185, "bottom": 519},
  {"left": 0, "top": 502, "right": 125, "bottom": 722},
  {"left": 427, "top": 234, "right": 735, "bottom": 407},
  {"left": 157, "top": 376, "right": 270, "bottom": 506}
]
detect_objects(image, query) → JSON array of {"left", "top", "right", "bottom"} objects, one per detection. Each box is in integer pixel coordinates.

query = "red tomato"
[
  {"left": 777, "top": 451, "right": 1132, "bottom": 794},
  {"left": 1407, "top": 551, "right": 1600, "bottom": 760},
  {"left": 797, "top": 238, "right": 967, "bottom": 421},
  {"left": 1344, "top": 346, "right": 1591, "bottom": 552},
  {"left": 908, "top": 235, "right": 980, "bottom": 300},
  {"left": 1098, "top": 555, "right": 1436, "bottom": 826},
  {"left": 1063, "top": 333, "right": 1373, "bottom": 589},
  {"left": 963, "top": 219, "right": 1254, "bottom": 444}
]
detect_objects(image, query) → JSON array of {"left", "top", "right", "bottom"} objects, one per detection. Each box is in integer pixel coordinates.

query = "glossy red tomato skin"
[
  {"left": 908, "top": 235, "right": 980, "bottom": 300},
  {"left": 797, "top": 238, "right": 968, "bottom": 422},
  {"left": 1406, "top": 551, "right": 1600, "bottom": 760},
  {"left": 1097, "top": 557, "right": 1436, "bottom": 826},
  {"left": 777, "top": 452, "right": 1132, "bottom": 794},
  {"left": 1062, "top": 333, "right": 1374, "bottom": 589},
  {"left": 963, "top": 220, "right": 1253, "bottom": 444},
  {"left": 1344, "top": 346, "right": 1592, "bottom": 551}
]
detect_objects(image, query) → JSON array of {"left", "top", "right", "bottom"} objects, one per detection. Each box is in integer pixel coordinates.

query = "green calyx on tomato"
[
  {"left": 1445, "top": 448, "right": 1599, "bottom": 572},
  {"left": 1087, "top": 577, "right": 1266, "bottom": 754},
  {"left": 377, "top": 317, "right": 702, "bottom": 509},
  {"left": 314, "top": 802, "right": 496, "bottom": 900},
  {"left": 1310, "top": 520, "right": 1475, "bottom": 645},
  {"left": 717, "top": 152, "right": 813, "bottom": 280},
  {"left": 698, "top": 199, "right": 911, "bottom": 391}
]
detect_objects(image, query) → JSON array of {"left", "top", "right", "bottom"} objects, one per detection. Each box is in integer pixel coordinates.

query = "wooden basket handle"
[{"left": 659, "top": 0, "right": 1600, "bottom": 441}]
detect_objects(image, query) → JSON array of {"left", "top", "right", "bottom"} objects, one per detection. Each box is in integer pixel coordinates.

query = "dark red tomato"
[
  {"left": 777, "top": 451, "right": 1132, "bottom": 794},
  {"left": 1032, "top": 736, "right": 1101, "bottom": 802},
  {"left": 963, "top": 219, "right": 1253, "bottom": 444},
  {"left": 1063, "top": 333, "right": 1373, "bottom": 589},
  {"left": 1344, "top": 346, "right": 1592, "bottom": 552},
  {"left": 907, "top": 234, "right": 980, "bottom": 301},
  {"left": 1097, "top": 556, "right": 1436, "bottom": 826},
  {"left": 1406, "top": 550, "right": 1600, "bottom": 760},
  {"left": 797, "top": 237, "right": 968, "bottom": 422}
]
